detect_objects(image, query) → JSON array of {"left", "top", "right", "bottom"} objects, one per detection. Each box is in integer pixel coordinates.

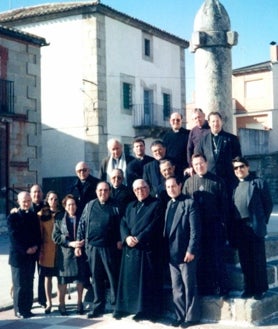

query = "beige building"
[
  {"left": 232, "top": 44, "right": 278, "bottom": 155},
  {"left": 0, "top": 25, "right": 47, "bottom": 219}
]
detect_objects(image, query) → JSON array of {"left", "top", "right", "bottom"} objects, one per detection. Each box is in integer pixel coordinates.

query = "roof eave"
[
  {"left": 0, "top": 3, "right": 189, "bottom": 49},
  {"left": 0, "top": 24, "right": 48, "bottom": 46}
]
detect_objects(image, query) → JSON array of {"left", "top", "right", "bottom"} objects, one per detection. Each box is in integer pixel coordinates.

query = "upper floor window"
[
  {"left": 144, "top": 39, "right": 151, "bottom": 57},
  {"left": 163, "top": 92, "right": 171, "bottom": 119},
  {"left": 142, "top": 33, "right": 153, "bottom": 62},
  {"left": 123, "top": 82, "right": 132, "bottom": 110},
  {"left": 120, "top": 74, "right": 135, "bottom": 115},
  {"left": 0, "top": 78, "right": 14, "bottom": 114}
]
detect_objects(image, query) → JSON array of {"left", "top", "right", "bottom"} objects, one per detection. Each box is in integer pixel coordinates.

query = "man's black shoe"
[
  {"left": 133, "top": 312, "right": 146, "bottom": 321},
  {"left": 180, "top": 320, "right": 200, "bottom": 328},
  {"left": 253, "top": 293, "right": 264, "bottom": 300},
  {"left": 87, "top": 311, "right": 102, "bottom": 319},
  {"left": 15, "top": 311, "right": 35, "bottom": 319},
  {"left": 113, "top": 312, "right": 122, "bottom": 320},
  {"left": 241, "top": 291, "right": 253, "bottom": 299},
  {"left": 170, "top": 319, "right": 183, "bottom": 327}
]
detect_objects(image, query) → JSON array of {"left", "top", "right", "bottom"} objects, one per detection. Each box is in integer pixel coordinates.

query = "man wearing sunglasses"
[
  {"left": 232, "top": 156, "right": 273, "bottom": 300},
  {"left": 70, "top": 161, "right": 100, "bottom": 218}
]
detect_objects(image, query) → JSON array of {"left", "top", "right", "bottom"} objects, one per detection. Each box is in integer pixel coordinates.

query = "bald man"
[{"left": 7, "top": 192, "right": 41, "bottom": 318}]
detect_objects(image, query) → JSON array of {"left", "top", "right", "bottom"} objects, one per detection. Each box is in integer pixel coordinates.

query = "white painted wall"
[
  {"left": 104, "top": 16, "right": 184, "bottom": 138},
  {"left": 19, "top": 16, "right": 88, "bottom": 177}
]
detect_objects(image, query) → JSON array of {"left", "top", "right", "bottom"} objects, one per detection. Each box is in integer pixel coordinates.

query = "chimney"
[{"left": 270, "top": 42, "right": 278, "bottom": 62}]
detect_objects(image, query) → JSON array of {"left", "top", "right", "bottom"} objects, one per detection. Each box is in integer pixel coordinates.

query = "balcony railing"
[
  {"left": 133, "top": 103, "right": 181, "bottom": 129},
  {"left": 0, "top": 79, "right": 14, "bottom": 114}
]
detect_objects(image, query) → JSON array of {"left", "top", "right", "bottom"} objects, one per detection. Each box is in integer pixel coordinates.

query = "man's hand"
[
  {"left": 26, "top": 245, "right": 38, "bottom": 255},
  {"left": 184, "top": 252, "right": 195, "bottom": 263},
  {"left": 75, "top": 247, "right": 82, "bottom": 257},
  {"left": 126, "top": 236, "right": 139, "bottom": 247}
]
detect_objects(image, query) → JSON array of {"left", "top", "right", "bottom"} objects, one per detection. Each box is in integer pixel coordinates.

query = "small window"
[
  {"left": 123, "top": 82, "right": 132, "bottom": 110},
  {"left": 163, "top": 93, "right": 171, "bottom": 119},
  {"left": 142, "top": 33, "right": 153, "bottom": 61},
  {"left": 144, "top": 39, "right": 151, "bottom": 57}
]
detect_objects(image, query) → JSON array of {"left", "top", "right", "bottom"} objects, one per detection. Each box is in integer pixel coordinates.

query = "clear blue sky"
[{"left": 1, "top": 0, "right": 278, "bottom": 101}]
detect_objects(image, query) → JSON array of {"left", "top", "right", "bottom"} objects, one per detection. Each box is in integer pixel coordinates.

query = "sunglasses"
[{"left": 233, "top": 164, "right": 245, "bottom": 171}]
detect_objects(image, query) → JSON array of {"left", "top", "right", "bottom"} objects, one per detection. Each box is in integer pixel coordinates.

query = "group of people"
[{"left": 7, "top": 109, "right": 273, "bottom": 328}]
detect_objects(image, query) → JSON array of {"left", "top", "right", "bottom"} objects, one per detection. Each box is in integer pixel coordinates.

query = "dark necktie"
[
  {"left": 166, "top": 200, "right": 177, "bottom": 237},
  {"left": 136, "top": 201, "right": 143, "bottom": 214}
]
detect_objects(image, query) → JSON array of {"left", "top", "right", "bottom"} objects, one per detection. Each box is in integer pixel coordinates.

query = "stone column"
[{"left": 190, "top": 0, "right": 238, "bottom": 133}]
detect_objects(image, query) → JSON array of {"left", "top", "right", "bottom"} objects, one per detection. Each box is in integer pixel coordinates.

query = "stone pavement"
[
  {"left": 0, "top": 290, "right": 278, "bottom": 329},
  {"left": 0, "top": 205, "right": 278, "bottom": 328}
]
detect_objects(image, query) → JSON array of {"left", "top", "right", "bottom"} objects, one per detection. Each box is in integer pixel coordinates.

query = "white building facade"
[{"left": 0, "top": 3, "right": 189, "bottom": 185}]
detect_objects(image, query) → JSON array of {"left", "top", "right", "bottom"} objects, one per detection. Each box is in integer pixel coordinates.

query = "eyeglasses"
[
  {"left": 171, "top": 119, "right": 181, "bottom": 122},
  {"left": 233, "top": 164, "right": 245, "bottom": 171},
  {"left": 77, "top": 168, "right": 88, "bottom": 173}
]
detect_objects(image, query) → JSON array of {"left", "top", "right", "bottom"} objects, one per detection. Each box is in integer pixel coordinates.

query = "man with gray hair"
[{"left": 99, "top": 138, "right": 134, "bottom": 183}]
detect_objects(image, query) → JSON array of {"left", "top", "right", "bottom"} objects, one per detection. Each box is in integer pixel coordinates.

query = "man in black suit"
[
  {"left": 113, "top": 179, "right": 164, "bottom": 321},
  {"left": 143, "top": 140, "right": 167, "bottom": 197},
  {"left": 164, "top": 176, "right": 201, "bottom": 328},
  {"left": 70, "top": 161, "right": 100, "bottom": 217},
  {"left": 110, "top": 168, "right": 134, "bottom": 214},
  {"left": 7, "top": 191, "right": 41, "bottom": 319},
  {"left": 126, "top": 138, "right": 153, "bottom": 188},
  {"left": 232, "top": 156, "right": 273, "bottom": 300},
  {"left": 194, "top": 111, "right": 242, "bottom": 244},
  {"left": 194, "top": 111, "right": 242, "bottom": 194},
  {"left": 163, "top": 112, "right": 190, "bottom": 178}
]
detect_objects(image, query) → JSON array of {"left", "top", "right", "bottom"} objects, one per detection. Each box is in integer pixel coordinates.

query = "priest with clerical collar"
[
  {"left": 183, "top": 153, "right": 229, "bottom": 297},
  {"left": 232, "top": 156, "right": 273, "bottom": 300}
]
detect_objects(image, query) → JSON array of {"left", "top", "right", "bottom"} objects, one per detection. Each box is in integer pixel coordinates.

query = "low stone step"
[
  {"left": 201, "top": 288, "right": 278, "bottom": 325},
  {"left": 163, "top": 287, "right": 278, "bottom": 325}
]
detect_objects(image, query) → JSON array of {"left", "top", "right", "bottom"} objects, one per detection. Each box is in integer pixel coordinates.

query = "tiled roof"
[
  {"left": 0, "top": 24, "right": 47, "bottom": 46},
  {"left": 0, "top": 1, "right": 189, "bottom": 48},
  {"left": 0, "top": 2, "right": 93, "bottom": 22}
]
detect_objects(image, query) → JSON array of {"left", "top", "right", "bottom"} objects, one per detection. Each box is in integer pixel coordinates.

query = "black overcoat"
[{"left": 115, "top": 195, "right": 164, "bottom": 315}]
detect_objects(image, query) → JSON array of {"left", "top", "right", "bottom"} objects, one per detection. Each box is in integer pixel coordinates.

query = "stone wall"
[
  {"left": 246, "top": 152, "right": 278, "bottom": 203},
  {"left": 0, "top": 28, "right": 45, "bottom": 225}
]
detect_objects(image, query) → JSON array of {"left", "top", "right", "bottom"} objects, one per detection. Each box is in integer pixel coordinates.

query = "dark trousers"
[
  {"left": 198, "top": 221, "right": 228, "bottom": 295},
  {"left": 37, "top": 263, "right": 46, "bottom": 306},
  {"left": 237, "top": 222, "right": 268, "bottom": 294},
  {"left": 169, "top": 260, "right": 200, "bottom": 323},
  {"left": 11, "top": 259, "right": 36, "bottom": 315},
  {"left": 86, "top": 245, "right": 117, "bottom": 313}
]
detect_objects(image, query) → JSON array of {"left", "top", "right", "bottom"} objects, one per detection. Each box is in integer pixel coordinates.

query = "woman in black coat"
[{"left": 52, "top": 194, "right": 85, "bottom": 315}]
